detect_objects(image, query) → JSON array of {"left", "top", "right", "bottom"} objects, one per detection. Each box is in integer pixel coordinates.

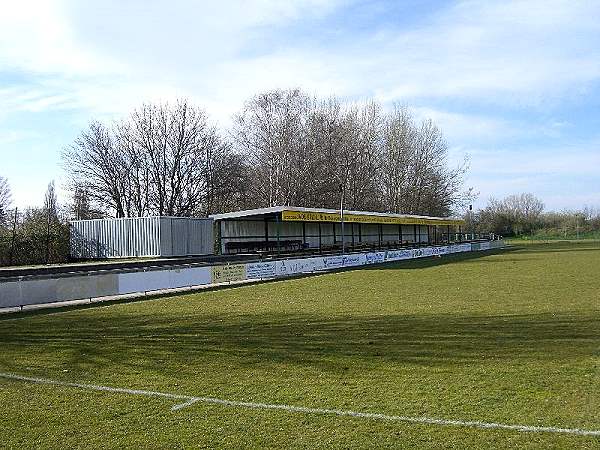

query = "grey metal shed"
[{"left": 70, "top": 216, "right": 214, "bottom": 259}]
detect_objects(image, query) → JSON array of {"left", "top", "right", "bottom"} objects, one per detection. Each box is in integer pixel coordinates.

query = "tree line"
[
  {"left": 469, "top": 193, "right": 600, "bottom": 239},
  {"left": 62, "top": 89, "right": 472, "bottom": 219},
  {"left": 0, "top": 179, "right": 70, "bottom": 266}
]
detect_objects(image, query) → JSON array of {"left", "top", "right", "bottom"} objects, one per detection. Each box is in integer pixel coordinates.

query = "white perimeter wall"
[{"left": 1, "top": 240, "right": 504, "bottom": 309}]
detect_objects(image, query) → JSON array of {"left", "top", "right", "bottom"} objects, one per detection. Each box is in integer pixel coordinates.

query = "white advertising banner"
[
  {"left": 342, "top": 253, "right": 367, "bottom": 267},
  {"left": 385, "top": 249, "right": 414, "bottom": 261},
  {"left": 365, "top": 252, "right": 386, "bottom": 264},
  {"left": 434, "top": 246, "right": 449, "bottom": 255},
  {"left": 459, "top": 243, "right": 472, "bottom": 252},
  {"left": 323, "top": 255, "right": 345, "bottom": 270},
  {"left": 246, "top": 261, "right": 277, "bottom": 279},
  {"left": 276, "top": 257, "right": 323, "bottom": 276}
]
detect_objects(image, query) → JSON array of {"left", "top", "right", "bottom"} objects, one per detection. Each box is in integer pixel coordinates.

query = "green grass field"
[{"left": 1, "top": 242, "right": 599, "bottom": 449}]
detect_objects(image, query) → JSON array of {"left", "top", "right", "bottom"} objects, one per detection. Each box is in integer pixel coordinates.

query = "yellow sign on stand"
[
  {"left": 281, "top": 210, "right": 463, "bottom": 226},
  {"left": 211, "top": 264, "right": 247, "bottom": 284}
]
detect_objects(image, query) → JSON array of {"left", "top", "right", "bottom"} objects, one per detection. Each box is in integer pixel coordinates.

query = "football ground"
[{"left": 1, "top": 241, "right": 599, "bottom": 448}]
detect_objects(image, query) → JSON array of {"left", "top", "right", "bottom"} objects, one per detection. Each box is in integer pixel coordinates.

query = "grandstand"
[{"left": 211, "top": 206, "right": 466, "bottom": 254}]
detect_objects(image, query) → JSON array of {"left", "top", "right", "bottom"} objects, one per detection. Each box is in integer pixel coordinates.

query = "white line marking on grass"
[
  {"left": 172, "top": 398, "right": 200, "bottom": 411},
  {"left": 1, "top": 372, "right": 599, "bottom": 437}
]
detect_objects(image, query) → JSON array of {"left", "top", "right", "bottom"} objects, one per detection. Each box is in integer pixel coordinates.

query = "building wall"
[
  {"left": 71, "top": 217, "right": 214, "bottom": 259},
  {"left": 160, "top": 217, "right": 214, "bottom": 257}
]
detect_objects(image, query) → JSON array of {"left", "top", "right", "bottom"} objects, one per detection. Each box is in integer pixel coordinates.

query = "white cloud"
[
  {"left": 0, "top": 0, "right": 125, "bottom": 75},
  {"left": 2, "top": 0, "right": 599, "bottom": 117},
  {"left": 1, "top": 0, "right": 599, "bottom": 210},
  {"left": 370, "top": 0, "right": 600, "bottom": 105},
  {"left": 411, "top": 107, "right": 512, "bottom": 144}
]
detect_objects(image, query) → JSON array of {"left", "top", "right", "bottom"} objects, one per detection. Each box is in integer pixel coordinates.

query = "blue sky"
[{"left": 1, "top": 0, "right": 599, "bottom": 211}]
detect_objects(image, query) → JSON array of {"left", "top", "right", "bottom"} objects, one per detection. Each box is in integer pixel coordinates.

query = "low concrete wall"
[{"left": 0, "top": 240, "right": 504, "bottom": 310}]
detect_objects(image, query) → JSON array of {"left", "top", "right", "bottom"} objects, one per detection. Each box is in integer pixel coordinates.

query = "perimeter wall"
[{"left": 0, "top": 240, "right": 504, "bottom": 310}]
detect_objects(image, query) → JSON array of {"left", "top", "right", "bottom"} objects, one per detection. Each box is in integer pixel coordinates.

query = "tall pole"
[
  {"left": 46, "top": 206, "right": 51, "bottom": 264},
  {"left": 339, "top": 183, "right": 345, "bottom": 255},
  {"left": 469, "top": 204, "right": 473, "bottom": 240}
]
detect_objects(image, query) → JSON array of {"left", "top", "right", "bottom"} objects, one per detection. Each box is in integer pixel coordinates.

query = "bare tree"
[
  {"left": 124, "top": 100, "right": 211, "bottom": 215},
  {"left": 44, "top": 181, "right": 58, "bottom": 219},
  {"left": 342, "top": 101, "right": 382, "bottom": 211},
  {"left": 233, "top": 89, "right": 312, "bottom": 207},
  {"left": 233, "top": 92, "right": 384, "bottom": 211},
  {"left": 380, "top": 105, "right": 415, "bottom": 213},
  {"left": 43, "top": 181, "right": 59, "bottom": 263},
  {"left": 70, "top": 184, "right": 103, "bottom": 220},
  {"left": 503, "top": 193, "right": 544, "bottom": 233},
  {"left": 304, "top": 97, "right": 347, "bottom": 208},
  {"left": 378, "top": 107, "right": 470, "bottom": 216},
  {"left": 63, "top": 121, "right": 130, "bottom": 217},
  {"left": 64, "top": 99, "right": 239, "bottom": 217},
  {"left": 64, "top": 92, "right": 470, "bottom": 218},
  {"left": 476, "top": 193, "right": 544, "bottom": 235}
]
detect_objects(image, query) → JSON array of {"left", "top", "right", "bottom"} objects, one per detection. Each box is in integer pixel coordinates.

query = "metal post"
[
  {"left": 276, "top": 214, "right": 281, "bottom": 255},
  {"left": 318, "top": 222, "right": 322, "bottom": 253},
  {"left": 45, "top": 207, "right": 51, "bottom": 264},
  {"left": 219, "top": 220, "right": 224, "bottom": 255},
  {"left": 468, "top": 204, "right": 473, "bottom": 238},
  {"left": 332, "top": 222, "right": 336, "bottom": 245},
  {"left": 399, "top": 224, "right": 403, "bottom": 246},
  {"left": 170, "top": 217, "right": 174, "bottom": 257},
  {"left": 264, "top": 218, "right": 269, "bottom": 251},
  {"left": 302, "top": 221, "right": 306, "bottom": 250},
  {"left": 340, "top": 184, "right": 345, "bottom": 255}
]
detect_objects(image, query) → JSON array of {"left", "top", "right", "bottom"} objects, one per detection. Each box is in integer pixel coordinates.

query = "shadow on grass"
[{"left": 1, "top": 310, "right": 597, "bottom": 376}]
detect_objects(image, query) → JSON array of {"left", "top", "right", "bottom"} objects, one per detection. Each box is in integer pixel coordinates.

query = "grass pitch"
[{"left": 1, "top": 242, "right": 599, "bottom": 448}]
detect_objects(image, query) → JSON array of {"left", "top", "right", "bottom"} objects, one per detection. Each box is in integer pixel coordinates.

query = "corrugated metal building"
[
  {"left": 70, "top": 216, "right": 214, "bottom": 259},
  {"left": 210, "top": 206, "right": 465, "bottom": 254}
]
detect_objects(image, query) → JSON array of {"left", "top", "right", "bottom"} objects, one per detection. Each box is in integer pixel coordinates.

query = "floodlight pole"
[
  {"left": 468, "top": 204, "right": 473, "bottom": 240},
  {"left": 339, "top": 183, "right": 345, "bottom": 255}
]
